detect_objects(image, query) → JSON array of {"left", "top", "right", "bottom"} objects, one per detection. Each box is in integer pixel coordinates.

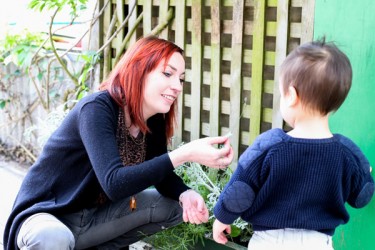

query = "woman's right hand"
[{"left": 169, "top": 136, "right": 234, "bottom": 169}]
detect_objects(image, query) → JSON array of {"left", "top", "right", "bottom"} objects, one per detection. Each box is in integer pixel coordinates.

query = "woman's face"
[{"left": 143, "top": 52, "right": 185, "bottom": 120}]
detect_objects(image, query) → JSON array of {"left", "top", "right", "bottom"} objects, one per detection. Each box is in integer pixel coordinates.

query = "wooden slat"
[
  {"left": 291, "top": 0, "right": 303, "bottom": 7},
  {"left": 185, "top": 19, "right": 279, "bottom": 36},
  {"left": 102, "top": 0, "right": 113, "bottom": 77},
  {"left": 102, "top": 0, "right": 112, "bottom": 41},
  {"left": 209, "top": 0, "right": 221, "bottom": 137},
  {"left": 116, "top": 0, "right": 125, "bottom": 42},
  {"left": 229, "top": 0, "right": 244, "bottom": 159},
  {"left": 222, "top": 0, "right": 253, "bottom": 6},
  {"left": 143, "top": 0, "right": 153, "bottom": 34},
  {"left": 249, "top": 0, "right": 266, "bottom": 144},
  {"left": 174, "top": 1, "right": 186, "bottom": 49},
  {"left": 268, "top": 0, "right": 278, "bottom": 7},
  {"left": 128, "top": 0, "right": 137, "bottom": 46},
  {"left": 113, "top": 0, "right": 125, "bottom": 60},
  {"left": 290, "top": 23, "right": 302, "bottom": 38},
  {"left": 301, "top": 0, "right": 315, "bottom": 43},
  {"left": 159, "top": 0, "right": 170, "bottom": 39},
  {"left": 190, "top": 0, "right": 202, "bottom": 140},
  {"left": 172, "top": 0, "right": 186, "bottom": 148},
  {"left": 272, "top": 0, "right": 289, "bottom": 129}
]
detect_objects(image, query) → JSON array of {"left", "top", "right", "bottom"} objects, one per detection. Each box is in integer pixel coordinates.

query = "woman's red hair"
[{"left": 99, "top": 36, "right": 184, "bottom": 142}]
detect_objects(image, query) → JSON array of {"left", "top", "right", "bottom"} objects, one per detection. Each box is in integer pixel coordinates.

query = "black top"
[{"left": 4, "top": 91, "right": 189, "bottom": 249}]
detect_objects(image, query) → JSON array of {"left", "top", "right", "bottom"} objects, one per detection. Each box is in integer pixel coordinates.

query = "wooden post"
[
  {"left": 143, "top": 0, "right": 152, "bottom": 35},
  {"left": 229, "top": 0, "right": 244, "bottom": 159},
  {"left": 172, "top": 0, "right": 186, "bottom": 149},
  {"left": 249, "top": 0, "right": 266, "bottom": 144},
  {"left": 159, "top": 0, "right": 170, "bottom": 39},
  {"left": 210, "top": 0, "right": 221, "bottom": 137},
  {"left": 191, "top": 0, "right": 203, "bottom": 140},
  {"left": 272, "top": 0, "right": 290, "bottom": 129}
]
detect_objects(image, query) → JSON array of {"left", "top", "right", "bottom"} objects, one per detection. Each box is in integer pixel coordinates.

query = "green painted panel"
[{"left": 314, "top": 1, "right": 375, "bottom": 250}]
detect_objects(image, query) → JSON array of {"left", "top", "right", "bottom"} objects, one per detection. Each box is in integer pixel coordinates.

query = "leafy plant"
[
  {"left": 149, "top": 161, "right": 253, "bottom": 249},
  {"left": 146, "top": 223, "right": 209, "bottom": 250},
  {"left": 0, "top": 31, "right": 46, "bottom": 70},
  {"left": 28, "top": 0, "right": 88, "bottom": 20},
  {"left": 0, "top": 0, "right": 98, "bottom": 160}
]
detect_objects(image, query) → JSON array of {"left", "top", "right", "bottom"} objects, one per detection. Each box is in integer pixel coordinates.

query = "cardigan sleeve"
[
  {"left": 146, "top": 114, "right": 190, "bottom": 200},
  {"left": 78, "top": 97, "right": 178, "bottom": 201}
]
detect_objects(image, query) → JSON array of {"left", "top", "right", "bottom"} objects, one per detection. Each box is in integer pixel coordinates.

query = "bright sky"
[
  {"left": 0, "top": 0, "right": 95, "bottom": 37},
  {"left": 0, "top": 0, "right": 48, "bottom": 35}
]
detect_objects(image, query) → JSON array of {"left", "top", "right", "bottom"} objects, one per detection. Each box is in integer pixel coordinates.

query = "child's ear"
[{"left": 287, "top": 86, "right": 298, "bottom": 106}]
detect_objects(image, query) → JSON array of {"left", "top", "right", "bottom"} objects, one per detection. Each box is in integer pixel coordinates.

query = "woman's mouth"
[{"left": 161, "top": 94, "right": 176, "bottom": 101}]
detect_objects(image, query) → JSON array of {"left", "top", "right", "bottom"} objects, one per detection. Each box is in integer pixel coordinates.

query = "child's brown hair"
[{"left": 280, "top": 38, "right": 352, "bottom": 115}]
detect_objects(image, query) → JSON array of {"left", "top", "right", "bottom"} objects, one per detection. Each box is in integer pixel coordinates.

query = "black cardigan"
[{"left": 4, "top": 91, "right": 189, "bottom": 249}]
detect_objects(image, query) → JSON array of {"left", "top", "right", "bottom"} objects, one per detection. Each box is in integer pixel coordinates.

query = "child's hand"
[{"left": 212, "top": 219, "right": 231, "bottom": 244}]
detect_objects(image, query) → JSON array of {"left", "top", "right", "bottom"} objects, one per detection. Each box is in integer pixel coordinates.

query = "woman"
[{"left": 4, "top": 36, "right": 233, "bottom": 250}]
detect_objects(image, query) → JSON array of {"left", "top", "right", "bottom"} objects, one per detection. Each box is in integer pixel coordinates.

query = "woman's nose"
[{"left": 171, "top": 78, "right": 183, "bottom": 92}]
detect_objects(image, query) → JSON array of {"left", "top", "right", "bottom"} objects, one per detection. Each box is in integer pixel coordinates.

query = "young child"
[{"left": 212, "top": 39, "right": 374, "bottom": 249}]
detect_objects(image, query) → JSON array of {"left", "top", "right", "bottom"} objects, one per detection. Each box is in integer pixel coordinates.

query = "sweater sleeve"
[
  {"left": 339, "top": 136, "right": 374, "bottom": 208},
  {"left": 78, "top": 97, "right": 177, "bottom": 201},
  {"left": 214, "top": 129, "right": 284, "bottom": 224},
  {"left": 214, "top": 164, "right": 256, "bottom": 224}
]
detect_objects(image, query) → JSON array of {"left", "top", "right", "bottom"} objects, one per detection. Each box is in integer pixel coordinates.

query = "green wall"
[{"left": 314, "top": 0, "right": 375, "bottom": 249}]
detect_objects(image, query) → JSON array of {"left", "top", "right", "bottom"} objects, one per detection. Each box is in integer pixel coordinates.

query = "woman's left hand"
[
  {"left": 179, "top": 190, "right": 209, "bottom": 224},
  {"left": 169, "top": 135, "right": 234, "bottom": 169}
]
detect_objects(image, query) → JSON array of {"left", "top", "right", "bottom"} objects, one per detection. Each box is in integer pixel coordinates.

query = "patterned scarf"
[{"left": 95, "top": 108, "right": 146, "bottom": 206}]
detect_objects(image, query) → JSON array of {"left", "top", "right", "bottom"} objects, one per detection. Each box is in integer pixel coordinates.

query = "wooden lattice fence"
[{"left": 99, "top": 0, "right": 315, "bottom": 160}]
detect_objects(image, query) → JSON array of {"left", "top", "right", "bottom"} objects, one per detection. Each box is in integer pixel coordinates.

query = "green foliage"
[
  {"left": 0, "top": 0, "right": 97, "bottom": 111},
  {"left": 150, "top": 162, "right": 253, "bottom": 249},
  {"left": 147, "top": 223, "right": 209, "bottom": 250},
  {"left": 0, "top": 99, "right": 10, "bottom": 109},
  {"left": 0, "top": 31, "right": 46, "bottom": 70},
  {"left": 76, "top": 51, "right": 101, "bottom": 99},
  {"left": 29, "top": 0, "right": 88, "bottom": 19}
]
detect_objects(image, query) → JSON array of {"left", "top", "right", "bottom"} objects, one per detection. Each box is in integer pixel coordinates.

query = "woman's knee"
[
  {"left": 17, "top": 213, "right": 75, "bottom": 250},
  {"left": 152, "top": 197, "right": 182, "bottom": 226}
]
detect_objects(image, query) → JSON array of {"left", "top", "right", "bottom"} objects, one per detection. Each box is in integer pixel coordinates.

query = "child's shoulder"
[
  {"left": 334, "top": 134, "right": 360, "bottom": 150},
  {"left": 239, "top": 129, "right": 286, "bottom": 165},
  {"left": 334, "top": 134, "right": 369, "bottom": 166},
  {"left": 256, "top": 128, "right": 286, "bottom": 145},
  {"left": 251, "top": 128, "right": 287, "bottom": 151}
]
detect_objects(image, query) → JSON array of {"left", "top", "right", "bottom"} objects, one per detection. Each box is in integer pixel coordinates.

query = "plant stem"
[{"left": 48, "top": 8, "right": 79, "bottom": 86}]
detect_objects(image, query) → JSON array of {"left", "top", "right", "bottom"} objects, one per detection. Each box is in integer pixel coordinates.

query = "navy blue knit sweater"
[
  {"left": 214, "top": 128, "right": 374, "bottom": 235},
  {"left": 4, "top": 91, "right": 189, "bottom": 249}
]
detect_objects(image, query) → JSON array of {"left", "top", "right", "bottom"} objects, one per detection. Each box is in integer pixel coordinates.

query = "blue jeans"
[{"left": 17, "top": 189, "right": 182, "bottom": 249}]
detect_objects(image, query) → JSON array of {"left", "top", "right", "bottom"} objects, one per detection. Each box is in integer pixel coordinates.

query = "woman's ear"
[{"left": 287, "top": 86, "right": 298, "bottom": 107}]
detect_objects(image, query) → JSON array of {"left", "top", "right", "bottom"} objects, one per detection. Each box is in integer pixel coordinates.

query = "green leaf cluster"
[
  {"left": 150, "top": 162, "right": 252, "bottom": 249},
  {"left": 0, "top": 31, "right": 46, "bottom": 70},
  {"left": 146, "top": 223, "right": 209, "bottom": 250},
  {"left": 29, "top": 0, "right": 88, "bottom": 19}
]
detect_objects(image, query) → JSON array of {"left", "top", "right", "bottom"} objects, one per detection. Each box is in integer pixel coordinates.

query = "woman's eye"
[
  {"left": 163, "top": 72, "right": 172, "bottom": 77},
  {"left": 179, "top": 79, "right": 185, "bottom": 84}
]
